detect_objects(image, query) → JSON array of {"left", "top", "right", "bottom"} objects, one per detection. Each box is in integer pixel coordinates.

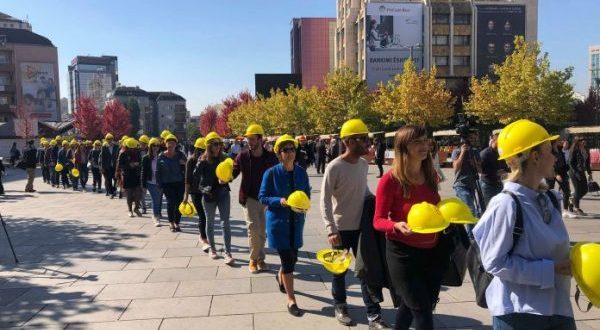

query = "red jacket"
[{"left": 373, "top": 172, "right": 440, "bottom": 249}]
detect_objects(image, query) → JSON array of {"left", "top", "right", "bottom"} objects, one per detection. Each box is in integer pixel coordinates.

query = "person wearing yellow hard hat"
[
  {"left": 39, "top": 139, "right": 51, "bottom": 185},
  {"left": 47, "top": 138, "right": 60, "bottom": 187},
  {"left": 137, "top": 135, "right": 150, "bottom": 214},
  {"left": 230, "top": 124, "right": 278, "bottom": 273},
  {"left": 89, "top": 140, "right": 103, "bottom": 193},
  {"left": 22, "top": 140, "right": 38, "bottom": 193},
  {"left": 192, "top": 131, "right": 234, "bottom": 265},
  {"left": 142, "top": 137, "right": 163, "bottom": 227},
  {"left": 372, "top": 125, "right": 445, "bottom": 329},
  {"left": 156, "top": 133, "right": 187, "bottom": 232},
  {"left": 118, "top": 137, "right": 143, "bottom": 217},
  {"left": 100, "top": 132, "right": 119, "bottom": 198},
  {"left": 473, "top": 119, "right": 574, "bottom": 328},
  {"left": 258, "top": 133, "right": 310, "bottom": 317},
  {"left": 183, "top": 137, "right": 209, "bottom": 249},
  {"left": 56, "top": 139, "right": 71, "bottom": 189},
  {"left": 66, "top": 140, "right": 81, "bottom": 191},
  {"left": 320, "top": 119, "right": 390, "bottom": 327},
  {"left": 569, "top": 136, "right": 593, "bottom": 216}
]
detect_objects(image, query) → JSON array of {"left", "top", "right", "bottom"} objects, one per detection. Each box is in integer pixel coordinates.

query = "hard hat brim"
[
  {"left": 410, "top": 222, "right": 450, "bottom": 234},
  {"left": 498, "top": 135, "right": 559, "bottom": 160},
  {"left": 448, "top": 216, "right": 479, "bottom": 225}
]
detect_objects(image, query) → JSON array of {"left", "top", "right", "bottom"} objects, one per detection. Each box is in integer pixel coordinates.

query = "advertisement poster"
[
  {"left": 20, "top": 62, "right": 58, "bottom": 120},
  {"left": 365, "top": 2, "right": 423, "bottom": 89},
  {"left": 476, "top": 5, "right": 526, "bottom": 77}
]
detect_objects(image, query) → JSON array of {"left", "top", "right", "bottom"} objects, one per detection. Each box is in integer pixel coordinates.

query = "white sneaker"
[
  {"left": 224, "top": 253, "right": 235, "bottom": 266},
  {"left": 128, "top": 211, "right": 134, "bottom": 218},
  {"left": 209, "top": 249, "right": 218, "bottom": 260},
  {"left": 153, "top": 216, "right": 161, "bottom": 227},
  {"left": 563, "top": 211, "right": 576, "bottom": 219},
  {"left": 200, "top": 241, "right": 210, "bottom": 253}
]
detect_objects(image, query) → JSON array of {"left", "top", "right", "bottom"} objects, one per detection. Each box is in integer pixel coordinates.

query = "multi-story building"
[
  {"left": 0, "top": 14, "right": 60, "bottom": 138},
  {"left": 148, "top": 91, "right": 188, "bottom": 140},
  {"left": 108, "top": 86, "right": 153, "bottom": 135},
  {"left": 0, "top": 12, "right": 32, "bottom": 31},
  {"left": 590, "top": 46, "right": 600, "bottom": 90},
  {"left": 291, "top": 18, "right": 336, "bottom": 89},
  {"left": 68, "top": 55, "right": 118, "bottom": 113},
  {"left": 335, "top": 0, "right": 538, "bottom": 90}
]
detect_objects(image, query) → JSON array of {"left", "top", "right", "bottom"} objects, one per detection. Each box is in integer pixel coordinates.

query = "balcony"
[{"left": 0, "top": 63, "right": 14, "bottom": 72}]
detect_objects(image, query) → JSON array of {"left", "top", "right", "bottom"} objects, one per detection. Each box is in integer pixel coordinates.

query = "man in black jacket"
[
  {"left": 23, "top": 140, "right": 38, "bottom": 192},
  {"left": 315, "top": 138, "right": 327, "bottom": 174},
  {"left": 374, "top": 137, "right": 386, "bottom": 178},
  {"left": 100, "top": 133, "right": 119, "bottom": 198}
]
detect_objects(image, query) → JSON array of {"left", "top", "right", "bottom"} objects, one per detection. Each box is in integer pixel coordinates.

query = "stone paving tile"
[
  {"left": 65, "top": 319, "right": 162, "bottom": 329},
  {"left": 57, "top": 259, "right": 130, "bottom": 273},
  {"left": 104, "top": 248, "right": 167, "bottom": 260},
  {"left": 0, "top": 302, "right": 47, "bottom": 327},
  {"left": 25, "top": 300, "right": 130, "bottom": 327},
  {"left": 8, "top": 285, "right": 106, "bottom": 305},
  {"left": 582, "top": 320, "right": 600, "bottom": 330},
  {"left": 215, "top": 265, "right": 276, "bottom": 279},
  {"left": 251, "top": 274, "right": 327, "bottom": 293},
  {"left": 94, "top": 282, "right": 176, "bottom": 301},
  {"left": 122, "top": 257, "right": 191, "bottom": 270},
  {"left": 73, "top": 269, "right": 152, "bottom": 286},
  {"left": 210, "top": 292, "right": 288, "bottom": 315},
  {"left": 160, "top": 314, "right": 253, "bottom": 330},
  {"left": 174, "top": 278, "right": 250, "bottom": 297},
  {"left": 144, "top": 267, "right": 217, "bottom": 282},
  {"left": 142, "top": 239, "right": 199, "bottom": 249},
  {"left": 119, "top": 296, "right": 212, "bottom": 320},
  {"left": 433, "top": 302, "right": 492, "bottom": 328},
  {"left": 253, "top": 310, "right": 350, "bottom": 330},
  {"left": 0, "top": 288, "right": 29, "bottom": 306},
  {"left": 1, "top": 270, "right": 84, "bottom": 289},
  {"left": 163, "top": 247, "right": 210, "bottom": 258}
]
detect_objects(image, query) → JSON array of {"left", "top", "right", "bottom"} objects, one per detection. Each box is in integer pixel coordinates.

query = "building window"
[
  {"left": 0, "top": 52, "right": 9, "bottom": 64},
  {"left": 433, "top": 14, "right": 450, "bottom": 24},
  {"left": 454, "top": 14, "right": 471, "bottom": 25},
  {"left": 434, "top": 56, "right": 449, "bottom": 66},
  {"left": 454, "top": 35, "right": 470, "bottom": 46},
  {"left": 432, "top": 35, "right": 449, "bottom": 45},
  {"left": 0, "top": 96, "right": 8, "bottom": 105},
  {"left": 453, "top": 56, "right": 470, "bottom": 66}
]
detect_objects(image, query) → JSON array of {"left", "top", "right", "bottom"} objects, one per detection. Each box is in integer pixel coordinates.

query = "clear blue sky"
[{"left": 4, "top": 0, "right": 598, "bottom": 115}]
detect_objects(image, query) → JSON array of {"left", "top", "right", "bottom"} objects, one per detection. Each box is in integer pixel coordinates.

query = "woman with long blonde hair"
[{"left": 373, "top": 125, "right": 449, "bottom": 330}]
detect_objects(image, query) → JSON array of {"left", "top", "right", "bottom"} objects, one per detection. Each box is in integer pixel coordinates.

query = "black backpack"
[{"left": 467, "top": 190, "right": 559, "bottom": 308}]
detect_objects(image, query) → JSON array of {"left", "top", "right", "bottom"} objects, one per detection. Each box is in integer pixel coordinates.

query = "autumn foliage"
[
  {"left": 14, "top": 103, "right": 35, "bottom": 138},
  {"left": 73, "top": 97, "right": 102, "bottom": 139},
  {"left": 199, "top": 105, "right": 219, "bottom": 136},
  {"left": 102, "top": 99, "right": 132, "bottom": 139}
]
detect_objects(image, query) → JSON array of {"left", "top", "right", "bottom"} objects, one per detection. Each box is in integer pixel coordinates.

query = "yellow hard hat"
[
  {"left": 70, "top": 140, "right": 79, "bottom": 147},
  {"left": 71, "top": 168, "right": 80, "bottom": 178},
  {"left": 215, "top": 158, "right": 234, "bottom": 182},
  {"left": 124, "top": 138, "right": 139, "bottom": 149},
  {"left": 41, "top": 140, "right": 49, "bottom": 146},
  {"left": 160, "top": 130, "right": 172, "bottom": 139},
  {"left": 274, "top": 134, "right": 298, "bottom": 154},
  {"left": 205, "top": 131, "right": 222, "bottom": 145},
  {"left": 340, "top": 119, "right": 369, "bottom": 139},
  {"left": 138, "top": 134, "right": 150, "bottom": 144},
  {"left": 437, "top": 198, "right": 478, "bottom": 224},
  {"left": 93, "top": 140, "right": 102, "bottom": 146},
  {"left": 102, "top": 141, "right": 109, "bottom": 147},
  {"left": 55, "top": 135, "right": 63, "bottom": 141},
  {"left": 50, "top": 140, "right": 57, "bottom": 146},
  {"left": 497, "top": 119, "right": 559, "bottom": 160},
  {"left": 287, "top": 190, "right": 311, "bottom": 213},
  {"left": 316, "top": 249, "right": 353, "bottom": 275},
  {"left": 61, "top": 140, "right": 69, "bottom": 147},
  {"left": 407, "top": 202, "right": 449, "bottom": 234},
  {"left": 194, "top": 137, "right": 206, "bottom": 149},
  {"left": 245, "top": 124, "right": 265, "bottom": 137},
  {"left": 164, "top": 134, "right": 178, "bottom": 143},
  {"left": 54, "top": 163, "right": 64, "bottom": 172},
  {"left": 120, "top": 135, "right": 130, "bottom": 142},
  {"left": 148, "top": 137, "right": 161, "bottom": 147},
  {"left": 105, "top": 133, "right": 114, "bottom": 140},
  {"left": 178, "top": 201, "right": 197, "bottom": 216},
  {"left": 571, "top": 242, "right": 600, "bottom": 308}
]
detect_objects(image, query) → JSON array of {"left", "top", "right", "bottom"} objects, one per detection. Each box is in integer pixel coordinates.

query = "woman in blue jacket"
[{"left": 259, "top": 134, "right": 310, "bottom": 317}]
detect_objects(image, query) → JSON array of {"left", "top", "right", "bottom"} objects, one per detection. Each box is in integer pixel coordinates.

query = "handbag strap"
[
  {"left": 502, "top": 191, "right": 523, "bottom": 256},
  {"left": 575, "top": 285, "right": 593, "bottom": 313}
]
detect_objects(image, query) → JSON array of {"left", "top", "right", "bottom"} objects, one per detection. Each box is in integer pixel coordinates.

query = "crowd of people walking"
[{"left": 3, "top": 117, "right": 596, "bottom": 330}]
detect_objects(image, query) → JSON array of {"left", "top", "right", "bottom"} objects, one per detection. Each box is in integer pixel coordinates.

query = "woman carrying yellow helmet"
[
  {"left": 183, "top": 137, "right": 209, "bottom": 251},
  {"left": 156, "top": 134, "right": 187, "bottom": 232},
  {"left": 119, "top": 138, "right": 143, "bottom": 218},
  {"left": 141, "top": 137, "right": 164, "bottom": 227},
  {"left": 259, "top": 134, "right": 310, "bottom": 317},
  {"left": 373, "top": 125, "right": 449, "bottom": 330},
  {"left": 474, "top": 119, "right": 575, "bottom": 329}
]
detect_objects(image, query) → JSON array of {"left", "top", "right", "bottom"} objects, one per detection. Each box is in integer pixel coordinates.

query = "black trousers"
[
  {"left": 376, "top": 159, "right": 384, "bottom": 177},
  {"left": 315, "top": 158, "right": 325, "bottom": 174},
  {"left": 386, "top": 239, "right": 449, "bottom": 330},
  {"left": 277, "top": 249, "right": 298, "bottom": 274},
  {"left": 191, "top": 193, "right": 208, "bottom": 239},
  {"left": 42, "top": 165, "right": 50, "bottom": 183},
  {"left": 91, "top": 167, "right": 102, "bottom": 190},
  {"left": 571, "top": 172, "right": 588, "bottom": 209},
  {"left": 60, "top": 168, "right": 69, "bottom": 187},
  {"left": 103, "top": 167, "right": 116, "bottom": 195},
  {"left": 162, "top": 182, "right": 184, "bottom": 224},
  {"left": 79, "top": 164, "right": 89, "bottom": 187}
]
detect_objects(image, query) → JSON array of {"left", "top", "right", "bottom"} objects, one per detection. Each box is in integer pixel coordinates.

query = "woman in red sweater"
[{"left": 373, "top": 125, "right": 449, "bottom": 330}]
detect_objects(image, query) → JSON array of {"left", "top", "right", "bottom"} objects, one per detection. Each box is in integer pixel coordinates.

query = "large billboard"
[
  {"left": 20, "top": 62, "right": 59, "bottom": 121},
  {"left": 476, "top": 5, "right": 526, "bottom": 77},
  {"left": 365, "top": 2, "right": 423, "bottom": 89}
]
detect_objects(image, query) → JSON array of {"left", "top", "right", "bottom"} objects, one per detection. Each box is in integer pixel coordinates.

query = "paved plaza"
[{"left": 1, "top": 165, "right": 600, "bottom": 329}]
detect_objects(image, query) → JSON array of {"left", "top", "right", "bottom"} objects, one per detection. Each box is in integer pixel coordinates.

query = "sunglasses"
[
  {"left": 536, "top": 194, "right": 552, "bottom": 224},
  {"left": 351, "top": 136, "right": 370, "bottom": 143},
  {"left": 281, "top": 147, "right": 296, "bottom": 153}
]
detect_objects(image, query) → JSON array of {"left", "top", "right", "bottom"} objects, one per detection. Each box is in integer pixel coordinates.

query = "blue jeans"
[
  {"left": 332, "top": 230, "right": 382, "bottom": 321},
  {"left": 454, "top": 185, "right": 478, "bottom": 236},
  {"left": 202, "top": 190, "right": 232, "bottom": 254},
  {"left": 146, "top": 183, "right": 163, "bottom": 217},
  {"left": 481, "top": 180, "right": 503, "bottom": 207},
  {"left": 493, "top": 313, "right": 576, "bottom": 330}
]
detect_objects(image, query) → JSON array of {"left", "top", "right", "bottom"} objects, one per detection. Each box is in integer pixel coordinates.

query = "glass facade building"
[
  {"left": 591, "top": 46, "right": 600, "bottom": 90},
  {"left": 68, "top": 56, "right": 118, "bottom": 113}
]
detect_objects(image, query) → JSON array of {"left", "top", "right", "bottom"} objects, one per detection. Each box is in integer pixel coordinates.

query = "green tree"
[
  {"left": 125, "top": 97, "right": 141, "bottom": 135},
  {"left": 465, "top": 36, "right": 574, "bottom": 125},
  {"left": 373, "top": 59, "right": 454, "bottom": 127}
]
